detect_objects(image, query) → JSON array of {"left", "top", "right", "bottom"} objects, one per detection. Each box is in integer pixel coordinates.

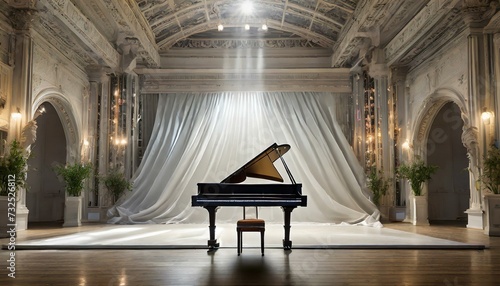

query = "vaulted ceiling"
[
  {"left": 3, "top": 0, "right": 499, "bottom": 71},
  {"left": 136, "top": 0, "right": 358, "bottom": 50}
]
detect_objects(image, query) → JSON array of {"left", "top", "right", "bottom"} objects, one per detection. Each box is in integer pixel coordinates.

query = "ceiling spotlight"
[
  {"left": 217, "top": 24, "right": 224, "bottom": 31},
  {"left": 244, "top": 24, "right": 250, "bottom": 30},
  {"left": 261, "top": 24, "right": 268, "bottom": 31},
  {"left": 241, "top": 1, "right": 254, "bottom": 15}
]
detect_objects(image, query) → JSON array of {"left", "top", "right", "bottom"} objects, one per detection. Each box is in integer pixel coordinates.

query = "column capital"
[
  {"left": 86, "top": 66, "right": 111, "bottom": 83},
  {"left": 462, "top": 0, "right": 498, "bottom": 28},
  {"left": 10, "top": 7, "right": 38, "bottom": 31},
  {"left": 116, "top": 32, "right": 139, "bottom": 73}
]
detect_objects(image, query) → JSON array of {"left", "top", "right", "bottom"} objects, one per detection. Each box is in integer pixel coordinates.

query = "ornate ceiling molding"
[
  {"left": 172, "top": 38, "right": 323, "bottom": 49},
  {"left": 42, "top": 0, "right": 120, "bottom": 69},
  {"left": 139, "top": 0, "right": 355, "bottom": 51},
  {"left": 157, "top": 18, "right": 335, "bottom": 50},
  {"left": 96, "top": 0, "right": 160, "bottom": 67},
  {"left": 385, "top": 0, "right": 461, "bottom": 67}
]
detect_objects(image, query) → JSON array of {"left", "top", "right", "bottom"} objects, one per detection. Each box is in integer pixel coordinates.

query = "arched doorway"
[
  {"left": 26, "top": 102, "right": 67, "bottom": 223},
  {"left": 426, "top": 102, "right": 469, "bottom": 224}
]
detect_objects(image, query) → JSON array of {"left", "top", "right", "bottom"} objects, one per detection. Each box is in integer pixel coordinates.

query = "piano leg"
[
  {"left": 282, "top": 206, "right": 296, "bottom": 250},
  {"left": 205, "top": 206, "right": 220, "bottom": 249}
]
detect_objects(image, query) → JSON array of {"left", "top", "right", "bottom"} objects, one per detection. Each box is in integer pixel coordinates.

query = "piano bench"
[{"left": 237, "top": 219, "right": 265, "bottom": 256}]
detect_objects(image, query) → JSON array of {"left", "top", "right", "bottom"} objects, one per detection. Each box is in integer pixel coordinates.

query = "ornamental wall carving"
[
  {"left": 385, "top": 0, "right": 460, "bottom": 65},
  {"left": 407, "top": 37, "right": 468, "bottom": 121},
  {"left": 44, "top": 0, "right": 119, "bottom": 69}
]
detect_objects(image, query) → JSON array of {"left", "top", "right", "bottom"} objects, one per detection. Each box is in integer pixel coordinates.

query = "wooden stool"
[{"left": 236, "top": 207, "right": 265, "bottom": 256}]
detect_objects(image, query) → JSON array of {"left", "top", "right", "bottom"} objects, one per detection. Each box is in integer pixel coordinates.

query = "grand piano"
[{"left": 192, "top": 143, "right": 307, "bottom": 250}]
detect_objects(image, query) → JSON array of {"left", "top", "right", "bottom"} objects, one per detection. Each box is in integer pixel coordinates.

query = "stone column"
[
  {"left": 85, "top": 66, "right": 111, "bottom": 221},
  {"left": 462, "top": 0, "right": 495, "bottom": 229},
  {"left": 368, "top": 49, "right": 392, "bottom": 218},
  {"left": 390, "top": 67, "right": 410, "bottom": 221},
  {"left": 10, "top": 4, "right": 38, "bottom": 231}
]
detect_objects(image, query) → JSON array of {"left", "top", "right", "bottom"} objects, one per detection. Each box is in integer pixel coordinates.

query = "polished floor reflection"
[{"left": 0, "top": 222, "right": 499, "bottom": 285}]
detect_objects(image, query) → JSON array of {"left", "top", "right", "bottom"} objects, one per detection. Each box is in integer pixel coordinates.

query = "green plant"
[
  {"left": 366, "top": 167, "right": 391, "bottom": 206},
  {"left": 0, "top": 140, "right": 28, "bottom": 195},
  {"left": 397, "top": 157, "right": 438, "bottom": 196},
  {"left": 101, "top": 168, "right": 132, "bottom": 202},
  {"left": 482, "top": 147, "right": 500, "bottom": 194},
  {"left": 54, "top": 163, "right": 92, "bottom": 196}
]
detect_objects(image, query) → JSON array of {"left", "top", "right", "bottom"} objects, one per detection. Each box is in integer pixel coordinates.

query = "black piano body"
[{"left": 191, "top": 143, "right": 307, "bottom": 250}]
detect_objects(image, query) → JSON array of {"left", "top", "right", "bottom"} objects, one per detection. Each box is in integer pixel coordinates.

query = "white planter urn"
[
  {"left": 63, "top": 196, "right": 82, "bottom": 227},
  {"left": 484, "top": 194, "right": 500, "bottom": 236},
  {"left": 411, "top": 195, "right": 429, "bottom": 226}
]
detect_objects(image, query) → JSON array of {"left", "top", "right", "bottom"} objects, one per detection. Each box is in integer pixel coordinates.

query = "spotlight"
[
  {"left": 244, "top": 24, "right": 250, "bottom": 30},
  {"left": 261, "top": 24, "right": 268, "bottom": 31},
  {"left": 241, "top": 1, "right": 253, "bottom": 15},
  {"left": 217, "top": 24, "right": 224, "bottom": 31}
]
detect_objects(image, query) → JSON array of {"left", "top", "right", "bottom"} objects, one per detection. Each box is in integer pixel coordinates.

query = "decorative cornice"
[
  {"left": 137, "top": 68, "right": 352, "bottom": 93},
  {"left": 385, "top": 0, "right": 460, "bottom": 66},
  {"left": 172, "top": 38, "right": 323, "bottom": 49},
  {"left": 396, "top": 9, "right": 463, "bottom": 67},
  {"left": 100, "top": 0, "right": 160, "bottom": 67},
  {"left": 43, "top": 0, "right": 120, "bottom": 69}
]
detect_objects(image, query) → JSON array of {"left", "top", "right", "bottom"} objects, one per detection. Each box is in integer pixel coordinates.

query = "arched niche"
[
  {"left": 410, "top": 88, "right": 478, "bottom": 224},
  {"left": 31, "top": 88, "right": 80, "bottom": 164}
]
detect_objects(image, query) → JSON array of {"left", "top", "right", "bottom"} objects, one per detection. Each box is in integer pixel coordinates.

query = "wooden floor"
[{"left": 1, "top": 221, "right": 499, "bottom": 286}]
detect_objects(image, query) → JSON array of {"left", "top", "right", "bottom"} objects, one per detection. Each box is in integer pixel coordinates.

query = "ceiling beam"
[
  {"left": 384, "top": 0, "right": 461, "bottom": 66},
  {"left": 42, "top": 0, "right": 120, "bottom": 69}
]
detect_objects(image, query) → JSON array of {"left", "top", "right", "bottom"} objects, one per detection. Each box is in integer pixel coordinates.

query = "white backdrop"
[{"left": 108, "top": 92, "right": 380, "bottom": 225}]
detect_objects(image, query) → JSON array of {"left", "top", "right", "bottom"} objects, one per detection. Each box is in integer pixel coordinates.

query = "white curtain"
[{"left": 108, "top": 92, "right": 380, "bottom": 225}]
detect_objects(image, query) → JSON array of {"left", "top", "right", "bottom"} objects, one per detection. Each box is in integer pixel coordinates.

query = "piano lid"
[{"left": 221, "top": 143, "right": 291, "bottom": 184}]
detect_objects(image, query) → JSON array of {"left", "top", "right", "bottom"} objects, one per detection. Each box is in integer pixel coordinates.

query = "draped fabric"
[{"left": 108, "top": 92, "right": 380, "bottom": 226}]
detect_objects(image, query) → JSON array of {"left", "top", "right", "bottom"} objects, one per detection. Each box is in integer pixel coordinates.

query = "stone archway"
[
  {"left": 426, "top": 102, "right": 469, "bottom": 223},
  {"left": 26, "top": 89, "right": 81, "bottom": 225},
  {"left": 410, "top": 88, "right": 475, "bottom": 226},
  {"left": 26, "top": 102, "right": 67, "bottom": 223}
]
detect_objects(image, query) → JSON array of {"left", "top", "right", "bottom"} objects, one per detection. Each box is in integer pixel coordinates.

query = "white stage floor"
[{"left": 11, "top": 223, "right": 485, "bottom": 250}]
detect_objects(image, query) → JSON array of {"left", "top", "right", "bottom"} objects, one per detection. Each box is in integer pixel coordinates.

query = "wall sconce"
[
  {"left": 481, "top": 111, "right": 492, "bottom": 125},
  {"left": 402, "top": 140, "right": 411, "bottom": 150},
  {"left": 11, "top": 108, "right": 22, "bottom": 120}
]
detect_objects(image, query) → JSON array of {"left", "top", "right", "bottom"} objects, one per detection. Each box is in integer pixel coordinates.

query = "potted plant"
[
  {"left": 54, "top": 162, "right": 92, "bottom": 227},
  {"left": 397, "top": 157, "right": 438, "bottom": 225},
  {"left": 481, "top": 146, "right": 500, "bottom": 236},
  {"left": 100, "top": 168, "right": 132, "bottom": 203},
  {"left": 0, "top": 140, "right": 28, "bottom": 237},
  {"left": 0, "top": 140, "right": 28, "bottom": 195},
  {"left": 366, "top": 167, "right": 391, "bottom": 207}
]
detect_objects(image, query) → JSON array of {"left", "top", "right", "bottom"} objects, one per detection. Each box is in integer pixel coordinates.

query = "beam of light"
[{"left": 241, "top": 1, "right": 254, "bottom": 15}]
